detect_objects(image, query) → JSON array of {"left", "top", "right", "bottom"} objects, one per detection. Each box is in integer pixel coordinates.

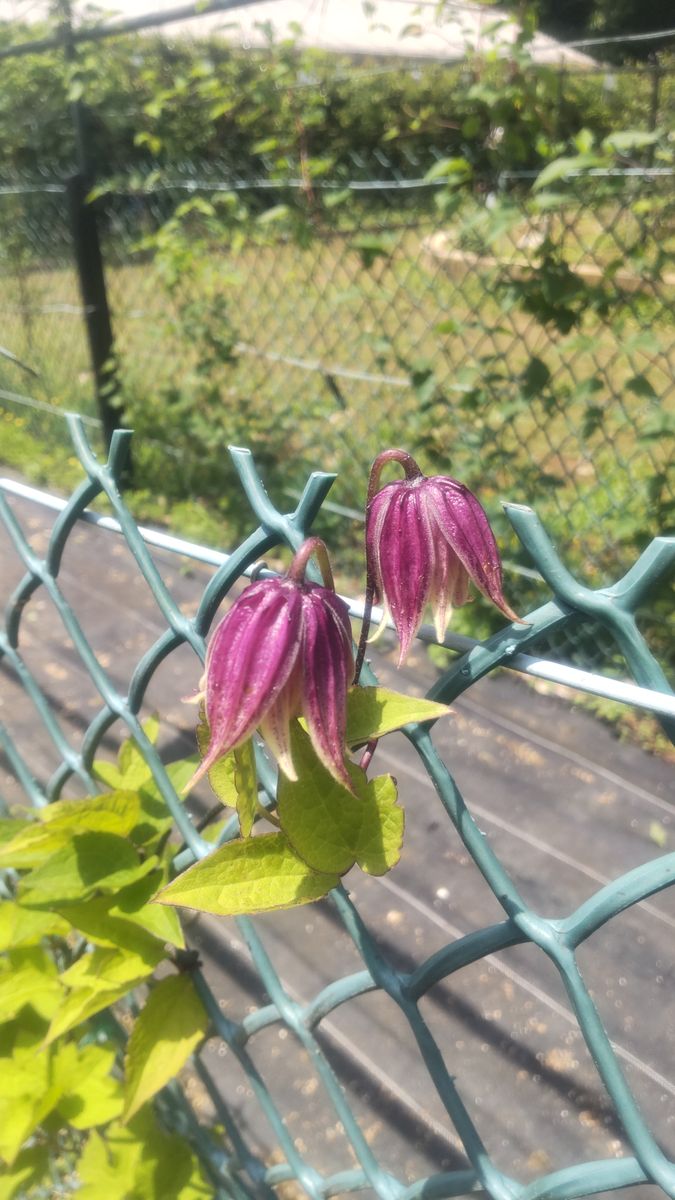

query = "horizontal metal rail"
[{"left": 2, "top": 473, "right": 674, "bottom": 720}]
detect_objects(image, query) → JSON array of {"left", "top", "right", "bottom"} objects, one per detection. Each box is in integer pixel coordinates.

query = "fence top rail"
[{"left": 2, "top": 473, "right": 673, "bottom": 721}]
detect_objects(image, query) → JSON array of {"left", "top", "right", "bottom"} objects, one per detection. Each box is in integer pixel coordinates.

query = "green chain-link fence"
[
  {"left": 1, "top": 419, "right": 674, "bottom": 1198},
  {"left": 1, "top": 154, "right": 672, "bottom": 673}
]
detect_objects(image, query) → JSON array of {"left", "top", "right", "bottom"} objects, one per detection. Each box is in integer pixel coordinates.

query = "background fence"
[{"left": 0, "top": 152, "right": 673, "bottom": 675}]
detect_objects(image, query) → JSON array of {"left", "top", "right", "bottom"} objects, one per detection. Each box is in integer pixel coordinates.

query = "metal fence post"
[
  {"left": 648, "top": 58, "right": 662, "bottom": 167},
  {"left": 56, "top": 0, "right": 122, "bottom": 457},
  {"left": 66, "top": 173, "right": 121, "bottom": 453}
]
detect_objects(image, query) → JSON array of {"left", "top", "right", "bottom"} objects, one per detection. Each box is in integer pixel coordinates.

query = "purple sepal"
[
  {"left": 365, "top": 457, "right": 521, "bottom": 665},
  {"left": 187, "top": 545, "right": 354, "bottom": 792}
]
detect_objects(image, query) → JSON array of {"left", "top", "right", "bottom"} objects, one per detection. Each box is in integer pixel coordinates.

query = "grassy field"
[{"left": 1, "top": 197, "right": 673, "bottom": 686}]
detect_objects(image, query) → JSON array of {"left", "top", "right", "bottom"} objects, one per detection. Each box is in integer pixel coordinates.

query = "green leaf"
[
  {"left": 123, "top": 975, "right": 209, "bottom": 1122},
  {"left": 55, "top": 1043, "right": 124, "bottom": 1129},
  {"left": 0, "top": 1145, "right": 48, "bottom": 1200},
  {"left": 45, "top": 946, "right": 162, "bottom": 1045},
  {"left": 520, "top": 356, "right": 551, "bottom": 398},
  {"left": 109, "top": 871, "right": 185, "bottom": 948},
  {"left": 18, "top": 833, "right": 158, "bottom": 906},
  {"left": 94, "top": 718, "right": 158, "bottom": 790},
  {"left": 324, "top": 187, "right": 351, "bottom": 209},
  {"left": 602, "top": 129, "right": 662, "bottom": 155},
  {"left": 351, "top": 234, "right": 394, "bottom": 269},
  {"left": 626, "top": 374, "right": 657, "bottom": 400},
  {"left": 424, "top": 156, "right": 472, "bottom": 185},
  {"left": 0, "top": 820, "right": 31, "bottom": 846},
  {"left": 197, "top": 712, "right": 258, "bottom": 833},
  {"left": 0, "top": 792, "right": 141, "bottom": 868},
  {"left": 344, "top": 686, "right": 451, "bottom": 745},
  {"left": 77, "top": 1109, "right": 210, "bottom": 1200},
  {"left": 201, "top": 817, "right": 229, "bottom": 844},
  {"left": 196, "top": 707, "right": 238, "bottom": 806},
  {"left": 134, "top": 780, "right": 176, "bottom": 846},
  {"left": 157, "top": 833, "right": 339, "bottom": 916},
  {"left": 0, "top": 948, "right": 61, "bottom": 1023},
  {"left": 44, "top": 983, "right": 135, "bottom": 1046},
  {"left": 533, "top": 153, "right": 604, "bottom": 191},
  {"left": 76, "top": 1128, "right": 139, "bottom": 1200},
  {"left": 0, "top": 1037, "right": 62, "bottom": 1163},
  {"left": 0, "top": 903, "right": 70, "bottom": 951},
  {"left": 649, "top": 821, "right": 668, "bottom": 848},
  {"left": 277, "top": 726, "right": 403, "bottom": 876},
  {"left": 234, "top": 740, "right": 258, "bottom": 837},
  {"left": 57, "top": 870, "right": 185, "bottom": 953},
  {"left": 434, "top": 318, "right": 461, "bottom": 335},
  {"left": 60, "top": 945, "right": 164, "bottom": 993},
  {"left": 55, "top": 901, "right": 170, "bottom": 958},
  {"left": 257, "top": 204, "right": 291, "bottom": 224}
]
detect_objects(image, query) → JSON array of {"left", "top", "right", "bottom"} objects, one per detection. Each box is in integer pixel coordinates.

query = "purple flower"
[
  {"left": 359, "top": 449, "right": 521, "bottom": 668},
  {"left": 188, "top": 538, "right": 354, "bottom": 793}
]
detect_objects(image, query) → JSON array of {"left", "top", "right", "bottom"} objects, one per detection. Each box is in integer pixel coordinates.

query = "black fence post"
[
  {"left": 56, "top": 0, "right": 123, "bottom": 460},
  {"left": 647, "top": 58, "right": 662, "bottom": 167},
  {"left": 66, "top": 173, "right": 121, "bottom": 453}
]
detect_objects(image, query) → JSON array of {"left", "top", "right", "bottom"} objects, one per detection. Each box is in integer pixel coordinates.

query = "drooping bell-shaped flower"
[
  {"left": 359, "top": 449, "right": 521, "bottom": 669},
  {"left": 187, "top": 538, "right": 354, "bottom": 793}
]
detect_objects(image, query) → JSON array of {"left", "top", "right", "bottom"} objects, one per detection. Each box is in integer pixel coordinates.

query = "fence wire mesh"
[
  {"left": 0, "top": 152, "right": 673, "bottom": 675},
  {"left": 0, "top": 419, "right": 674, "bottom": 1199}
]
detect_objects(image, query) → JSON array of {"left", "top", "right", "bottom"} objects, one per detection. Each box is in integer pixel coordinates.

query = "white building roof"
[{"left": 1, "top": 0, "right": 596, "bottom": 68}]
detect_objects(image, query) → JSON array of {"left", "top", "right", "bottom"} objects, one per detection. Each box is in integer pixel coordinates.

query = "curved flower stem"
[
  {"left": 353, "top": 577, "right": 375, "bottom": 684},
  {"left": 256, "top": 800, "right": 280, "bottom": 829},
  {"left": 358, "top": 738, "right": 378, "bottom": 772},
  {"left": 366, "top": 448, "right": 423, "bottom": 505},
  {"left": 288, "top": 536, "right": 335, "bottom": 590}
]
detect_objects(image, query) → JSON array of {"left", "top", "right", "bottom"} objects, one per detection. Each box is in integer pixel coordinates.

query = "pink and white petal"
[
  {"left": 426, "top": 478, "right": 520, "bottom": 623},
  {"left": 447, "top": 553, "right": 471, "bottom": 608},
  {"left": 301, "top": 589, "right": 354, "bottom": 792},
  {"left": 204, "top": 581, "right": 303, "bottom": 761},
  {"left": 426, "top": 512, "right": 451, "bottom": 641},
  {"left": 365, "top": 484, "right": 396, "bottom": 604},
  {"left": 259, "top": 666, "right": 303, "bottom": 782},
  {"left": 378, "top": 485, "right": 434, "bottom": 664}
]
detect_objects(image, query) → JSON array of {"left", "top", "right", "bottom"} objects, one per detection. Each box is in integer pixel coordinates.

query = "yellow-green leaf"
[
  {"left": 123, "top": 974, "right": 209, "bottom": 1122},
  {"left": 0, "top": 819, "right": 31, "bottom": 846},
  {"left": 55, "top": 902, "right": 170, "bottom": 958},
  {"left": 55, "top": 1043, "right": 124, "bottom": 1129},
  {"left": 0, "top": 792, "right": 141, "bottom": 869},
  {"left": 0, "top": 948, "right": 61, "bottom": 1023},
  {"left": 0, "top": 903, "right": 70, "bottom": 951},
  {"left": 60, "top": 945, "right": 163, "bottom": 992},
  {"left": 156, "top": 833, "right": 339, "bottom": 916},
  {"left": 18, "top": 834, "right": 157, "bottom": 906},
  {"left": 58, "top": 870, "right": 184, "bottom": 951},
  {"left": 38, "top": 790, "right": 140, "bottom": 829},
  {"left": 0, "top": 1040, "right": 62, "bottom": 1164},
  {"left": 44, "top": 943, "right": 163, "bottom": 1046},
  {"left": 234, "top": 739, "right": 257, "bottom": 837},
  {"left": 44, "top": 984, "right": 131, "bottom": 1046},
  {"left": 77, "top": 1109, "right": 209, "bottom": 1200},
  {"left": 196, "top": 707, "right": 238, "bottom": 807},
  {"left": 93, "top": 721, "right": 157, "bottom": 791},
  {"left": 649, "top": 820, "right": 668, "bottom": 848},
  {"left": 345, "top": 686, "right": 451, "bottom": 745},
  {"left": 0, "top": 1144, "right": 48, "bottom": 1200},
  {"left": 277, "top": 725, "right": 403, "bottom": 876}
]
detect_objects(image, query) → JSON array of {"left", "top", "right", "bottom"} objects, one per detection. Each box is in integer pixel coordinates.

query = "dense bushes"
[{"left": 0, "top": 17, "right": 671, "bottom": 183}]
